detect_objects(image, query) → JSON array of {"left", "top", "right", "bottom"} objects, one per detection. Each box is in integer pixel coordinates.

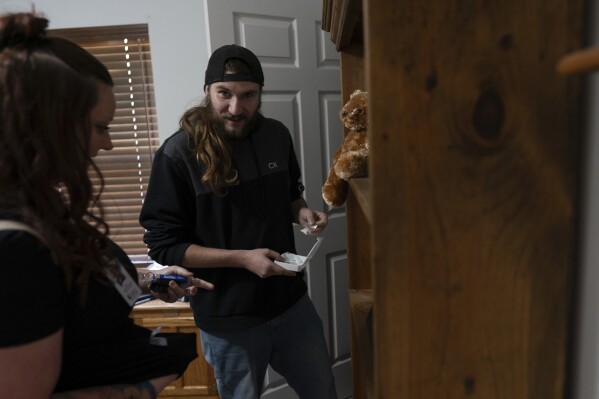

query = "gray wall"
[{"left": 0, "top": 0, "right": 210, "bottom": 143}]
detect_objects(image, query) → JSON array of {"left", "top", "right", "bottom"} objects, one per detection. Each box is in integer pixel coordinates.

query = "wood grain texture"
[
  {"left": 340, "top": 42, "right": 366, "bottom": 101},
  {"left": 350, "top": 289, "right": 375, "bottom": 398},
  {"left": 362, "top": 0, "right": 584, "bottom": 398},
  {"left": 347, "top": 184, "right": 372, "bottom": 290}
]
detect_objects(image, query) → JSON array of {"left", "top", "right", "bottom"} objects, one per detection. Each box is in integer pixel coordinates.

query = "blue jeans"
[{"left": 199, "top": 294, "right": 338, "bottom": 399}]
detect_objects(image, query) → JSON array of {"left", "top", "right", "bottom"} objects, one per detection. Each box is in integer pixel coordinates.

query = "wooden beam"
[{"left": 365, "top": 0, "right": 585, "bottom": 397}]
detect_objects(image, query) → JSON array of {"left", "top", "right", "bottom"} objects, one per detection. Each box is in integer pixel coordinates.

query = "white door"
[{"left": 205, "top": 1, "right": 351, "bottom": 398}]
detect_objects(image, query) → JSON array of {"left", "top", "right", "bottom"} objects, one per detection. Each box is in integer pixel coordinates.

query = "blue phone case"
[
  {"left": 152, "top": 274, "right": 188, "bottom": 284},
  {"left": 149, "top": 274, "right": 189, "bottom": 293}
]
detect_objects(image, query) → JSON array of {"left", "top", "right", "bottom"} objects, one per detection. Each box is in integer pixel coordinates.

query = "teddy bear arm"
[
  {"left": 322, "top": 170, "right": 349, "bottom": 207},
  {"left": 334, "top": 150, "right": 368, "bottom": 180}
]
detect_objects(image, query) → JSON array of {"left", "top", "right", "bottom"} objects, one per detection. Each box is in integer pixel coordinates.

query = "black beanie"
[{"left": 204, "top": 44, "right": 264, "bottom": 87}]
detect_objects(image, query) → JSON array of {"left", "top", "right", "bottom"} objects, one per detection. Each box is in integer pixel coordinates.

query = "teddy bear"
[{"left": 322, "top": 89, "right": 369, "bottom": 208}]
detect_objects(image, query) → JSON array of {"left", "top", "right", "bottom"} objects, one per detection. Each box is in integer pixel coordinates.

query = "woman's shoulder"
[
  {"left": 0, "top": 228, "right": 56, "bottom": 268},
  {"left": 0, "top": 228, "right": 66, "bottom": 348},
  {"left": 0, "top": 225, "right": 46, "bottom": 249}
]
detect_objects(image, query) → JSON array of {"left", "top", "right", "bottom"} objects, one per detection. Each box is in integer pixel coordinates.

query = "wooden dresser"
[{"left": 130, "top": 300, "right": 219, "bottom": 399}]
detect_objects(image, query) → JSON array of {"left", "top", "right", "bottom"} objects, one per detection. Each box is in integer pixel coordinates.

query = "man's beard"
[{"left": 204, "top": 96, "right": 261, "bottom": 140}]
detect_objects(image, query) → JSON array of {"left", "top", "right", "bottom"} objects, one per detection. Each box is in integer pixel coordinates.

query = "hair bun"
[{"left": 0, "top": 13, "right": 48, "bottom": 52}]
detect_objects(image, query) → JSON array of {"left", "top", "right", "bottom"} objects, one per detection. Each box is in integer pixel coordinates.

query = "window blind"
[{"left": 50, "top": 25, "right": 159, "bottom": 263}]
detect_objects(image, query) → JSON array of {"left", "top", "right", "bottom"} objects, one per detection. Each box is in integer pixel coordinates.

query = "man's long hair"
[
  {"left": 179, "top": 58, "right": 262, "bottom": 196},
  {"left": 180, "top": 99, "right": 239, "bottom": 196}
]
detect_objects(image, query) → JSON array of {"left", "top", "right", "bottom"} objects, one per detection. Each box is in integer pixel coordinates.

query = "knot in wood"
[{"left": 472, "top": 89, "right": 504, "bottom": 142}]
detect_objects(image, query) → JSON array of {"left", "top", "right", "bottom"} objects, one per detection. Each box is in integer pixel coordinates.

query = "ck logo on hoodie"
[{"left": 268, "top": 161, "right": 279, "bottom": 169}]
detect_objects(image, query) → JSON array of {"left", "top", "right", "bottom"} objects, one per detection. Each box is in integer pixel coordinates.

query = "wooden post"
[{"left": 365, "top": 0, "right": 585, "bottom": 397}]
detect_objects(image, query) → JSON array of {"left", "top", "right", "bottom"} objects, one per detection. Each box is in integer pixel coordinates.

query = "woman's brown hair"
[{"left": 0, "top": 13, "right": 110, "bottom": 293}]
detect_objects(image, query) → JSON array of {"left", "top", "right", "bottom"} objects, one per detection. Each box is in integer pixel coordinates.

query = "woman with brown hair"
[{"left": 0, "top": 12, "right": 213, "bottom": 398}]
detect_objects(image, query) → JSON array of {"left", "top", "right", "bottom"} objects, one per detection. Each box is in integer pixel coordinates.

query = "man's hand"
[
  {"left": 143, "top": 265, "right": 215, "bottom": 303},
  {"left": 297, "top": 207, "right": 328, "bottom": 236},
  {"left": 242, "top": 248, "right": 297, "bottom": 278}
]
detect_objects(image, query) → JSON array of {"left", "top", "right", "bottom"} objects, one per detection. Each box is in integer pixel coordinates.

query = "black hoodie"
[{"left": 139, "top": 114, "right": 307, "bottom": 332}]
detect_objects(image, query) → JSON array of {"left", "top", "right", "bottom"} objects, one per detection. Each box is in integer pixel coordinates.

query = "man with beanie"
[{"left": 139, "top": 44, "right": 338, "bottom": 399}]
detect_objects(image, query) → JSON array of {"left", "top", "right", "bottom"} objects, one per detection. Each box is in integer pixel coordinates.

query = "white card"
[{"left": 104, "top": 257, "right": 142, "bottom": 306}]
